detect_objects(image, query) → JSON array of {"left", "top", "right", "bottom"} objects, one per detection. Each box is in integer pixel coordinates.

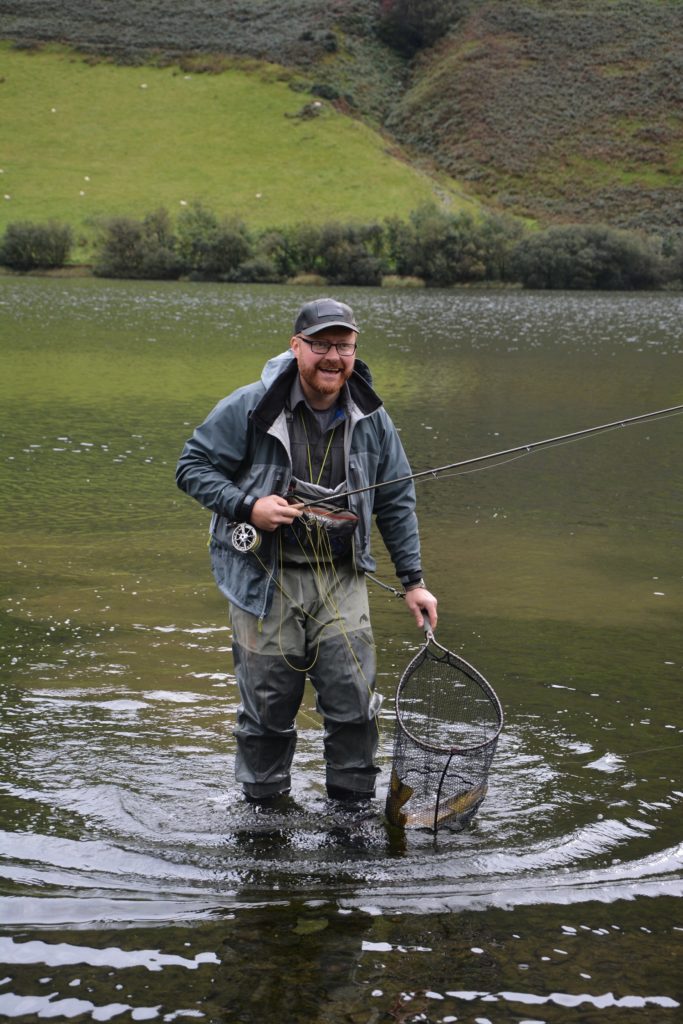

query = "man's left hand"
[{"left": 404, "top": 587, "right": 438, "bottom": 632}]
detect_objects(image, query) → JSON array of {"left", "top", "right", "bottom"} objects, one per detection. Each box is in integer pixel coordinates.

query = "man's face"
[{"left": 291, "top": 327, "right": 357, "bottom": 406}]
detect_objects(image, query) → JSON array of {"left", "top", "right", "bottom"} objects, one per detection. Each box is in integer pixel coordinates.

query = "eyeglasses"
[{"left": 297, "top": 335, "right": 357, "bottom": 356}]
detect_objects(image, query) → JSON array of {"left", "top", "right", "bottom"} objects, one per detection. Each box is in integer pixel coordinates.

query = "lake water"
[{"left": 1, "top": 278, "right": 682, "bottom": 1022}]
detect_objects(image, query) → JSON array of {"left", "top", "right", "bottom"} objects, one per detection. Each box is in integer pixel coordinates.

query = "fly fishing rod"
[
  {"left": 302, "top": 402, "right": 683, "bottom": 508},
  {"left": 229, "top": 403, "right": 683, "bottom": 552}
]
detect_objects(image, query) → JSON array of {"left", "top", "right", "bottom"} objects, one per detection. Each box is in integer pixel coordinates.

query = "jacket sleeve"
[
  {"left": 371, "top": 410, "right": 423, "bottom": 585},
  {"left": 175, "top": 388, "right": 259, "bottom": 523}
]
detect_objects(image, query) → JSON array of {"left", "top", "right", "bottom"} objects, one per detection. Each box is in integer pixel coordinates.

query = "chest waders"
[{"left": 230, "top": 403, "right": 380, "bottom": 804}]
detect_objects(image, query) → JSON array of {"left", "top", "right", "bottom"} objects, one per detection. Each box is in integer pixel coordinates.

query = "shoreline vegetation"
[
  {"left": 1, "top": 203, "right": 682, "bottom": 291},
  {"left": 2, "top": 26, "right": 680, "bottom": 293}
]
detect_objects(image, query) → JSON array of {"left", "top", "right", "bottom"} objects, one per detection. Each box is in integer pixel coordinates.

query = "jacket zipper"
[{"left": 257, "top": 467, "right": 286, "bottom": 629}]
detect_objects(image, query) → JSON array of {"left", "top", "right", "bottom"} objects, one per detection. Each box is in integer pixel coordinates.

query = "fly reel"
[{"left": 231, "top": 522, "right": 262, "bottom": 553}]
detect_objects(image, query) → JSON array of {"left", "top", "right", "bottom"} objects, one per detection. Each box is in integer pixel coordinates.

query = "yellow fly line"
[{"left": 245, "top": 521, "right": 380, "bottom": 734}]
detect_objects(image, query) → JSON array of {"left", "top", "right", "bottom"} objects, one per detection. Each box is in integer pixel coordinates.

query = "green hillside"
[
  {"left": 0, "top": 43, "right": 476, "bottom": 248},
  {"left": 388, "top": 0, "right": 683, "bottom": 233},
  {"left": 2, "top": 0, "right": 682, "bottom": 238}
]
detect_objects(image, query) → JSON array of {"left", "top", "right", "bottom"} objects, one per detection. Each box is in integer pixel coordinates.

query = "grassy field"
[{"left": 0, "top": 44, "right": 477, "bottom": 254}]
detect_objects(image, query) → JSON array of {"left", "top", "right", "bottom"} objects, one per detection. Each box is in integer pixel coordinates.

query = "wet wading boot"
[{"left": 326, "top": 784, "right": 375, "bottom": 803}]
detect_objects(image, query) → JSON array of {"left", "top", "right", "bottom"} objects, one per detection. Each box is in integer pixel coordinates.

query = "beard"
[{"left": 298, "top": 359, "right": 353, "bottom": 400}]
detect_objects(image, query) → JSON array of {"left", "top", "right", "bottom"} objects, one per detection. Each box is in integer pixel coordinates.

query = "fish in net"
[{"left": 385, "top": 622, "right": 503, "bottom": 832}]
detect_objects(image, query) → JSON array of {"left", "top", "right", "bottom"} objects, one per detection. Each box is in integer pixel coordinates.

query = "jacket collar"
[{"left": 250, "top": 351, "right": 382, "bottom": 433}]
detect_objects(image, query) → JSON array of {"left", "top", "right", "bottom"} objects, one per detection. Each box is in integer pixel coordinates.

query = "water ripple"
[{"left": 1, "top": 673, "right": 681, "bottom": 927}]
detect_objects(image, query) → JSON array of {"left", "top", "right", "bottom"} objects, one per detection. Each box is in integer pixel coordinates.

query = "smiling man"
[{"left": 176, "top": 297, "right": 437, "bottom": 807}]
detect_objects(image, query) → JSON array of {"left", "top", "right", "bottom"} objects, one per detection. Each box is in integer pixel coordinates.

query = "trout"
[
  {"left": 385, "top": 768, "right": 414, "bottom": 827},
  {"left": 404, "top": 780, "right": 488, "bottom": 829}
]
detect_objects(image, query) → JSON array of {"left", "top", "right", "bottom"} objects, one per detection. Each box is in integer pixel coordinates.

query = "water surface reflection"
[{"left": 1, "top": 280, "right": 681, "bottom": 1021}]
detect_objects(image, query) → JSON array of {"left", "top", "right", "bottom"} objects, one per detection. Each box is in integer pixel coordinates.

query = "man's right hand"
[{"left": 250, "top": 495, "right": 303, "bottom": 532}]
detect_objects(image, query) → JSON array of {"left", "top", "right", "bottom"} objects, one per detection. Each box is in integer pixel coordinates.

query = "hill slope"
[
  {"left": 0, "top": 44, "right": 475, "bottom": 243},
  {"left": 1, "top": 0, "right": 681, "bottom": 234},
  {"left": 389, "top": 0, "right": 683, "bottom": 233}
]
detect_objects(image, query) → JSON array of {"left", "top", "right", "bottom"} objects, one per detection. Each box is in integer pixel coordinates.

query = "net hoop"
[{"left": 395, "top": 639, "right": 504, "bottom": 755}]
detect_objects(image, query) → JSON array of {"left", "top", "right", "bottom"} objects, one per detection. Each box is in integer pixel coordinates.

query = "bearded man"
[{"left": 176, "top": 298, "right": 437, "bottom": 806}]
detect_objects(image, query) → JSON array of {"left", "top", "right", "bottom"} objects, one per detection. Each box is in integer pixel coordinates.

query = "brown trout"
[
  {"left": 404, "top": 780, "right": 488, "bottom": 829},
  {"left": 385, "top": 768, "right": 414, "bottom": 827}
]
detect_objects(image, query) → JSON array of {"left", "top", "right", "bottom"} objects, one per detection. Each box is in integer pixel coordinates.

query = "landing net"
[{"left": 386, "top": 635, "right": 503, "bottom": 833}]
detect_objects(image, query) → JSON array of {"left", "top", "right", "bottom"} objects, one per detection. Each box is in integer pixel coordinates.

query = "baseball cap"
[{"left": 294, "top": 298, "right": 359, "bottom": 337}]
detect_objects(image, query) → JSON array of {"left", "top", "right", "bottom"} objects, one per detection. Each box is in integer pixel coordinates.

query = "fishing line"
[
  {"left": 296, "top": 402, "right": 683, "bottom": 510},
  {"left": 560, "top": 742, "right": 683, "bottom": 768},
  {"left": 304, "top": 403, "right": 683, "bottom": 596},
  {"left": 224, "top": 404, "right": 682, "bottom": 764},
  {"left": 407, "top": 405, "right": 683, "bottom": 488},
  {"left": 245, "top": 515, "right": 380, "bottom": 733},
  {"left": 228, "top": 404, "right": 683, "bottom": 555}
]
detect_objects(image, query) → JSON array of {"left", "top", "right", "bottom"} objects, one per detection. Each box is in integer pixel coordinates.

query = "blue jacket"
[{"left": 176, "top": 351, "right": 422, "bottom": 618}]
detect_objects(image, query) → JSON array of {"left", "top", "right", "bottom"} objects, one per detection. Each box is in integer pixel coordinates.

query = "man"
[{"left": 176, "top": 297, "right": 437, "bottom": 806}]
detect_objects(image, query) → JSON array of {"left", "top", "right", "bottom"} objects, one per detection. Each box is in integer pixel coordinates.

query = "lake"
[{"left": 1, "top": 278, "right": 682, "bottom": 1022}]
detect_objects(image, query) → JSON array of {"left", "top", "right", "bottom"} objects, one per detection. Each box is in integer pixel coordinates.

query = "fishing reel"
[
  {"left": 230, "top": 522, "right": 262, "bottom": 553},
  {"left": 228, "top": 496, "right": 358, "bottom": 556},
  {"left": 228, "top": 512, "right": 318, "bottom": 554}
]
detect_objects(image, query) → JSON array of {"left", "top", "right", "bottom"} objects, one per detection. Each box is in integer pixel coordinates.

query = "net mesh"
[{"left": 386, "top": 644, "right": 503, "bottom": 832}]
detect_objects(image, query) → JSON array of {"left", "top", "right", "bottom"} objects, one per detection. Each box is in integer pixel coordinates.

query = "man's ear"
[{"left": 290, "top": 335, "right": 300, "bottom": 354}]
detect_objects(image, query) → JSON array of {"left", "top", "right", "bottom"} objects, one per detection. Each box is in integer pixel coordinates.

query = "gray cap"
[{"left": 294, "top": 297, "right": 359, "bottom": 337}]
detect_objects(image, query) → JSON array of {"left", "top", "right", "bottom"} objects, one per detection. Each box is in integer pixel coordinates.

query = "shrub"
[
  {"left": 177, "top": 202, "right": 252, "bottom": 280},
  {"left": 383, "top": 216, "right": 416, "bottom": 277},
  {"left": 85, "top": 202, "right": 674, "bottom": 291},
  {"left": 0, "top": 221, "right": 73, "bottom": 271},
  {"left": 253, "top": 225, "right": 320, "bottom": 280},
  {"left": 511, "top": 224, "right": 663, "bottom": 290},
  {"left": 310, "top": 222, "right": 386, "bottom": 286},
  {"left": 256, "top": 221, "right": 387, "bottom": 284},
  {"left": 93, "top": 217, "right": 145, "bottom": 278},
  {"left": 394, "top": 204, "right": 522, "bottom": 286},
  {"left": 231, "top": 255, "right": 284, "bottom": 283},
  {"left": 139, "top": 208, "right": 184, "bottom": 278},
  {"left": 477, "top": 214, "right": 525, "bottom": 282},
  {"left": 93, "top": 208, "right": 182, "bottom": 279},
  {"left": 671, "top": 241, "right": 683, "bottom": 288}
]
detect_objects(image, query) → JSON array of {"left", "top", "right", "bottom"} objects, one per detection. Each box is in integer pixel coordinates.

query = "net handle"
[
  {"left": 424, "top": 614, "right": 494, "bottom": 669},
  {"left": 422, "top": 614, "right": 455, "bottom": 657}
]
